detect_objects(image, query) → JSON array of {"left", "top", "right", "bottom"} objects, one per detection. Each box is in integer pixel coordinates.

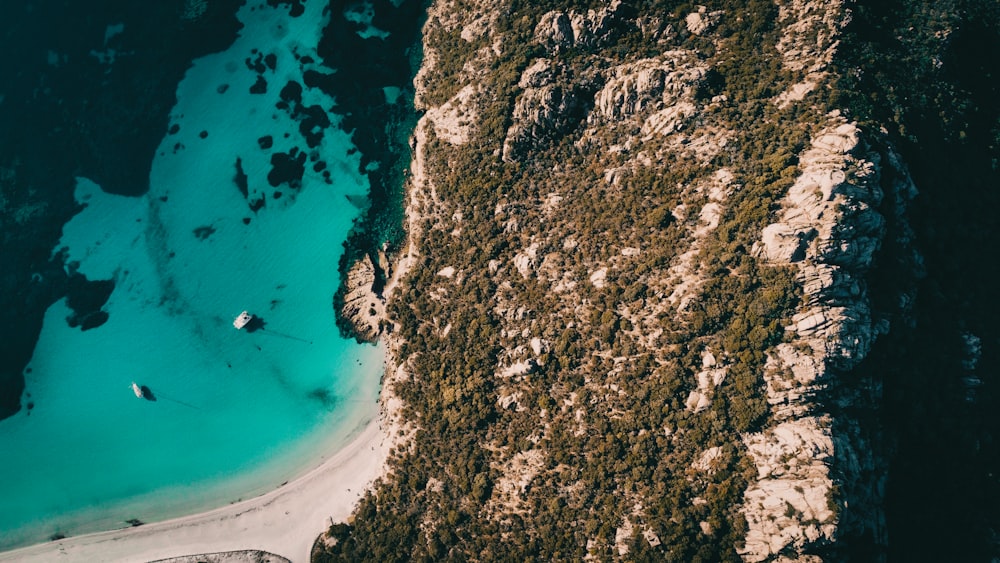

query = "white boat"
[
  {"left": 233, "top": 311, "right": 253, "bottom": 330},
  {"left": 131, "top": 382, "right": 144, "bottom": 399}
]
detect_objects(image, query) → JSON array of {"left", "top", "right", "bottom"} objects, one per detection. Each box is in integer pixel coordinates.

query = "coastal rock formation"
[
  {"left": 338, "top": 255, "right": 385, "bottom": 342},
  {"left": 743, "top": 110, "right": 921, "bottom": 559},
  {"left": 319, "top": 0, "right": 947, "bottom": 560},
  {"left": 149, "top": 550, "right": 290, "bottom": 563},
  {"left": 741, "top": 118, "right": 877, "bottom": 560}
]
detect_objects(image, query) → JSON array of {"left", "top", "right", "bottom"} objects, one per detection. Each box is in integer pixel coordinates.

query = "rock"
[
  {"left": 338, "top": 256, "right": 384, "bottom": 342},
  {"left": 233, "top": 157, "right": 249, "bottom": 199},
  {"left": 64, "top": 274, "right": 114, "bottom": 331},
  {"left": 249, "top": 75, "right": 267, "bottom": 94},
  {"left": 590, "top": 54, "right": 706, "bottom": 124},
  {"left": 739, "top": 417, "right": 837, "bottom": 562},
  {"left": 279, "top": 80, "right": 303, "bottom": 107},
  {"left": 589, "top": 267, "right": 607, "bottom": 288},
  {"left": 267, "top": 148, "right": 307, "bottom": 188},
  {"left": 743, "top": 117, "right": 893, "bottom": 561},
  {"left": 502, "top": 77, "right": 588, "bottom": 161},
  {"left": 685, "top": 6, "right": 722, "bottom": 36},
  {"left": 760, "top": 223, "right": 810, "bottom": 263},
  {"left": 518, "top": 58, "right": 555, "bottom": 89},
  {"left": 424, "top": 85, "right": 478, "bottom": 146},
  {"left": 534, "top": 12, "right": 574, "bottom": 52},
  {"left": 533, "top": 1, "right": 627, "bottom": 53}
]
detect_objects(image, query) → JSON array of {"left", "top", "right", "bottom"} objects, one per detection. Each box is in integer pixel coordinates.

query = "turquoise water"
[{"left": 0, "top": 1, "right": 383, "bottom": 550}]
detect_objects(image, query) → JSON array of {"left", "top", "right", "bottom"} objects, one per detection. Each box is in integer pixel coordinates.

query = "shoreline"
[
  {"left": 0, "top": 391, "right": 394, "bottom": 563},
  {"left": 0, "top": 44, "right": 429, "bottom": 563}
]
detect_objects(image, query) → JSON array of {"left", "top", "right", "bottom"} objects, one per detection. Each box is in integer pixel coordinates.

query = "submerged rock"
[
  {"left": 267, "top": 148, "right": 307, "bottom": 188},
  {"left": 64, "top": 274, "right": 114, "bottom": 332}
]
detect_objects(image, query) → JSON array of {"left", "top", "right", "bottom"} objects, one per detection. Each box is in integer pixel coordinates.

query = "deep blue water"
[{"left": 0, "top": 1, "right": 383, "bottom": 549}]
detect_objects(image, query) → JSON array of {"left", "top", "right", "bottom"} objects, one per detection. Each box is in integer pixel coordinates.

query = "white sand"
[{"left": 0, "top": 413, "right": 393, "bottom": 563}]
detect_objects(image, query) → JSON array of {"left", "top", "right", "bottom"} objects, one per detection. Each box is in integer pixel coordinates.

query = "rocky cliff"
[
  {"left": 328, "top": 0, "right": 972, "bottom": 561},
  {"left": 744, "top": 115, "right": 923, "bottom": 560}
]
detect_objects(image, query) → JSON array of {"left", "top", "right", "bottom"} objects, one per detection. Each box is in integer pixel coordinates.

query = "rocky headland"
[{"left": 330, "top": 0, "right": 998, "bottom": 560}]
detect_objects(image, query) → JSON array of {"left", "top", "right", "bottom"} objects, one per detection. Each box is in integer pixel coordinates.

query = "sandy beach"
[{"left": 0, "top": 412, "right": 392, "bottom": 563}]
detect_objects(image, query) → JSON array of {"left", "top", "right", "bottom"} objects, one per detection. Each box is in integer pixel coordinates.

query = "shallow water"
[{"left": 0, "top": 1, "right": 383, "bottom": 550}]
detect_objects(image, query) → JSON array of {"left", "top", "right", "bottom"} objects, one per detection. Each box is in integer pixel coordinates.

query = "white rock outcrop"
[
  {"left": 502, "top": 61, "right": 589, "bottom": 161},
  {"left": 424, "top": 85, "right": 479, "bottom": 145},
  {"left": 685, "top": 6, "right": 722, "bottom": 35},
  {"left": 591, "top": 53, "right": 706, "bottom": 124},
  {"left": 756, "top": 119, "right": 886, "bottom": 365},
  {"left": 534, "top": 0, "right": 627, "bottom": 53},
  {"left": 741, "top": 117, "right": 886, "bottom": 562}
]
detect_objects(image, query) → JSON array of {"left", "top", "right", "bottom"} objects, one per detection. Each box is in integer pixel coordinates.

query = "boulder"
[{"left": 685, "top": 6, "right": 722, "bottom": 35}]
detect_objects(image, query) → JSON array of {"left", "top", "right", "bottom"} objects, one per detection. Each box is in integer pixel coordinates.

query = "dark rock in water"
[
  {"left": 275, "top": 79, "right": 329, "bottom": 147},
  {"left": 242, "top": 217, "right": 252, "bottom": 225},
  {"left": 249, "top": 195, "right": 266, "bottom": 213},
  {"left": 193, "top": 225, "right": 216, "bottom": 240},
  {"left": 217, "top": 83, "right": 230, "bottom": 94},
  {"left": 234, "top": 157, "right": 249, "bottom": 198},
  {"left": 264, "top": 53, "right": 277, "bottom": 71},
  {"left": 199, "top": 130, "right": 208, "bottom": 139},
  {"left": 79, "top": 311, "right": 110, "bottom": 331},
  {"left": 273, "top": 191, "right": 283, "bottom": 199},
  {"left": 267, "top": 149, "right": 306, "bottom": 188},
  {"left": 299, "top": 55, "right": 314, "bottom": 65},
  {"left": 258, "top": 135, "right": 273, "bottom": 149},
  {"left": 279, "top": 80, "right": 303, "bottom": 106},
  {"left": 297, "top": 105, "right": 331, "bottom": 148},
  {"left": 65, "top": 274, "right": 114, "bottom": 332},
  {"left": 172, "top": 142, "right": 184, "bottom": 153},
  {"left": 313, "top": 161, "right": 327, "bottom": 172},
  {"left": 246, "top": 53, "right": 266, "bottom": 74},
  {"left": 268, "top": 0, "right": 305, "bottom": 17},
  {"left": 250, "top": 75, "right": 268, "bottom": 94},
  {"left": 314, "top": 0, "right": 421, "bottom": 344},
  {"left": 303, "top": 70, "right": 338, "bottom": 94},
  {"left": 168, "top": 123, "right": 180, "bottom": 135}
]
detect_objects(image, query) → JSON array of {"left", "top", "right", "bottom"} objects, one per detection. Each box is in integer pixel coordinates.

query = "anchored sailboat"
[{"left": 233, "top": 311, "right": 253, "bottom": 330}]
